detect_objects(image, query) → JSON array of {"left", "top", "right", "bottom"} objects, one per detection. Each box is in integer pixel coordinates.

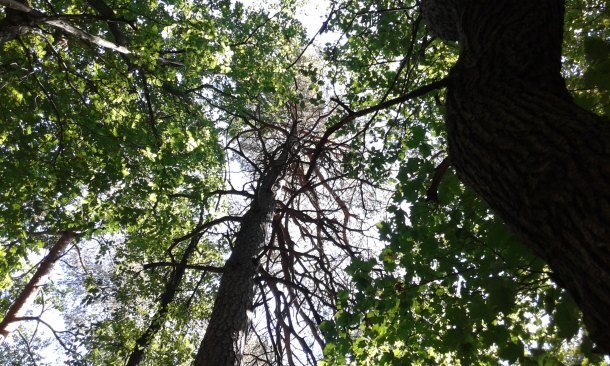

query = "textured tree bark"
[
  {"left": 194, "top": 182, "right": 276, "bottom": 366},
  {"left": 194, "top": 206, "right": 272, "bottom": 366},
  {"left": 194, "top": 137, "right": 296, "bottom": 365},
  {"left": 430, "top": 0, "right": 610, "bottom": 352},
  {"left": 0, "top": 231, "right": 75, "bottom": 341}
]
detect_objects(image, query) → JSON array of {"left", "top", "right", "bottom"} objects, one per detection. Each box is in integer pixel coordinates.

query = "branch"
[
  {"left": 86, "top": 0, "right": 129, "bottom": 46},
  {"left": 0, "top": 0, "right": 30, "bottom": 12},
  {"left": 171, "top": 215, "right": 243, "bottom": 245},
  {"left": 209, "top": 189, "right": 255, "bottom": 199},
  {"left": 353, "top": 77, "right": 450, "bottom": 117},
  {"left": 286, "top": 5, "right": 335, "bottom": 70},
  {"left": 13, "top": 316, "right": 72, "bottom": 352},
  {"left": 426, "top": 156, "right": 451, "bottom": 202},
  {"left": 257, "top": 270, "right": 334, "bottom": 309},
  {"left": 0, "top": 231, "right": 76, "bottom": 342},
  {"left": 305, "top": 77, "right": 450, "bottom": 181},
  {"left": 168, "top": 189, "right": 255, "bottom": 200},
  {"left": 44, "top": 18, "right": 131, "bottom": 53},
  {"left": 142, "top": 262, "right": 224, "bottom": 273},
  {"left": 0, "top": 0, "right": 183, "bottom": 66}
]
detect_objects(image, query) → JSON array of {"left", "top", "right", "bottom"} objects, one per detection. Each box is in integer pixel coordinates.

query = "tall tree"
[
  {"left": 195, "top": 112, "right": 299, "bottom": 366},
  {"left": 0, "top": 1, "right": 383, "bottom": 363},
  {"left": 423, "top": 0, "right": 610, "bottom": 352},
  {"left": 191, "top": 67, "right": 390, "bottom": 364},
  {"left": 320, "top": 0, "right": 610, "bottom": 364},
  {"left": 2, "top": 0, "right": 610, "bottom": 364},
  {"left": 0, "top": 0, "right": 225, "bottom": 360}
]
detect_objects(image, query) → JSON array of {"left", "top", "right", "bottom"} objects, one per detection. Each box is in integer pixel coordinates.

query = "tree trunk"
[
  {"left": 0, "top": 231, "right": 75, "bottom": 341},
  {"left": 125, "top": 235, "right": 200, "bottom": 366},
  {"left": 195, "top": 138, "right": 296, "bottom": 365},
  {"left": 438, "top": 0, "right": 610, "bottom": 352},
  {"left": 194, "top": 183, "right": 276, "bottom": 366}
]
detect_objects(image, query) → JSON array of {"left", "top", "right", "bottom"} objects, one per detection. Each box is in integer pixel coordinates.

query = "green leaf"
[
  {"left": 554, "top": 296, "right": 581, "bottom": 340},
  {"left": 584, "top": 37, "right": 610, "bottom": 63},
  {"left": 485, "top": 276, "right": 516, "bottom": 313},
  {"left": 498, "top": 340, "right": 524, "bottom": 363}
]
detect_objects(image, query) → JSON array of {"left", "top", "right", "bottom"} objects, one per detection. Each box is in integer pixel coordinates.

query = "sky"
[{"left": 241, "top": 0, "right": 334, "bottom": 40}]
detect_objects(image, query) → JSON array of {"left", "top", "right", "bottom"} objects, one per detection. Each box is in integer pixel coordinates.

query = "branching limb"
[
  {"left": 142, "top": 262, "right": 224, "bottom": 273},
  {"left": 305, "top": 77, "right": 450, "bottom": 181}
]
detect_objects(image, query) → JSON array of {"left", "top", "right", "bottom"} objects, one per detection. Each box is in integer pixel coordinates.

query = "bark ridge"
[{"left": 424, "top": 0, "right": 610, "bottom": 352}]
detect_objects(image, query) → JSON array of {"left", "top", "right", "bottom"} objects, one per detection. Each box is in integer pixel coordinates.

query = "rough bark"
[
  {"left": 430, "top": 0, "right": 610, "bottom": 352},
  {"left": 0, "top": 231, "right": 75, "bottom": 341},
  {"left": 195, "top": 137, "right": 297, "bottom": 365}
]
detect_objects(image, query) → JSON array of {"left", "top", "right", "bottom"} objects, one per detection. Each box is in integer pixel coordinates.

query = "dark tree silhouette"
[{"left": 423, "top": 0, "right": 610, "bottom": 352}]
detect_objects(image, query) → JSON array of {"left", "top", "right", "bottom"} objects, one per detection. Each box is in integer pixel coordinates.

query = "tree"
[
  {"left": 2, "top": 0, "right": 610, "bottom": 364},
  {"left": 0, "top": 0, "right": 226, "bottom": 360},
  {"left": 425, "top": 0, "right": 610, "bottom": 353},
  {"left": 1, "top": 0, "right": 385, "bottom": 364},
  {"left": 320, "top": 0, "right": 610, "bottom": 364},
  {"left": 192, "top": 63, "right": 391, "bottom": 364}
]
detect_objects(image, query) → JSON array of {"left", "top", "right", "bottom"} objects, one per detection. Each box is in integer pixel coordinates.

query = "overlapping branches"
[{"left": 191, "top": 79, "right": 389, "bottom": 364}]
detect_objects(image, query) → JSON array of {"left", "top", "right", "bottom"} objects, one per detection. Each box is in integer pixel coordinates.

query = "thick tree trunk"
[
  {"left": 0, "top": 231, "right": 75, "bottom": 341},
  {"left": 438, "top": 0, "right": 610, "bottom": 352},
  {"left": 194, "top": 182, "right": 276, "bottom": 365},
  {"left": 195, "top": 138, "right": 296, "bottom": 365},
  {"left": 194, "top": 203, "right": 273, "bottom": 366}
]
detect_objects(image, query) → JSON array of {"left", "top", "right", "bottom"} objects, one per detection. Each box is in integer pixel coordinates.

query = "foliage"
[
  {"left": 319, "top": 0, "right": 610, "bottom": 365},
  {"left": 0, "top": 0, "right": 225, "bottom": 289},
  {"left": 564, "top": 0, "right": 610, "bottom": 116},
  {"left": 0, "top": 0, "right": 609, "bottom": 364},
  {"left": 0, "top": 0, "right": 228, "bottom": 362}
]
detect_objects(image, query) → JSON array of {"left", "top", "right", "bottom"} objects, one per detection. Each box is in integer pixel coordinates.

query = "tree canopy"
[{"left": 0, "top": 0, "right": 609, "bottom": 365}]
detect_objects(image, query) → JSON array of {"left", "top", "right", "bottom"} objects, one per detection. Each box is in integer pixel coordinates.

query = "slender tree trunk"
[
  {"left": 0, "top": 231, "right": 75, "bottom": 341},
  {"left": 125, "top": 235, "right": 200, "bottom": 366},
  {"left": 195, "top": 137, "right": 296, "bottom": 365},
  {"left": 435, "top": 0, "right": 610, "bottom": 352}
]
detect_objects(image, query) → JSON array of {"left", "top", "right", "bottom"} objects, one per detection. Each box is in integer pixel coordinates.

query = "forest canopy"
[{"left": 0, "top": 0, "right": 609, "bottom": 365}]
